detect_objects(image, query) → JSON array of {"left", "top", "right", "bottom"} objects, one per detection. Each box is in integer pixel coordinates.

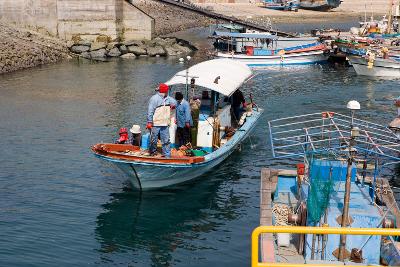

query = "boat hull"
[
  {"left": 95, "top": 108, "right": 263, "bottom": 189},
  {"left": 217, "top": 51, "right": 328, "bottom": 67},
  {"left": 348, "top": 56, "right": 400, "bottom": 77},
  {"left": 299, "top": 0, "right": 340, "bottom": 11}
]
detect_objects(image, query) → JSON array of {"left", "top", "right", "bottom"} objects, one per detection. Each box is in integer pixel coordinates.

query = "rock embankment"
[
  {"left": 131, "top": 0, "right": 212, "bottom": 36},
  {"left": 0, "top": 22, "right": 69, "bottom": 75},
  {"left": 68, "top": 37, "right": 197, "bottom": 60}
]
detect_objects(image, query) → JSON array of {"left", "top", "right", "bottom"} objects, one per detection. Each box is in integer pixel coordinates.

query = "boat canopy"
[
  {"left": 213, "top": 30, "right": 278, "bottom": 40},
  {"left": 165, "top": 59, "right": 252, "bottom": 97}
]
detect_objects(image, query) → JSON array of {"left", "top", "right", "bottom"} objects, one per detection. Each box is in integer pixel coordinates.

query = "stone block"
[
  {"left": 127, "top": 45, "right": 147, "bottom": 56},
  {"left": 90, "top": 48, "right": 107, "bottom": 59},
  {"left": 70, "top": 45, "right": 90, "bottom": 53},
  {"left": 120, "top": 53, "right": 136, "bottom": 59},
  {"left": 107, "top": 47, "right": 121, "bottom": 57}
]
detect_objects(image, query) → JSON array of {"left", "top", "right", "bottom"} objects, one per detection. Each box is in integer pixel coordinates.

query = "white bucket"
[{"left": 277, "top": 233, "right": 290, "bottom": 247}]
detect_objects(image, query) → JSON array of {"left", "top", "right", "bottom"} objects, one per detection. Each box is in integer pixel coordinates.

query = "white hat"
[{"left": 130, "top": 124, "right": 141, "bottom": 134}]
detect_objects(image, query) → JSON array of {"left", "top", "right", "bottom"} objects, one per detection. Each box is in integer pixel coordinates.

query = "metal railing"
[
  {"left": 252, "top": 226, "right": 400, "bottom": 267},
  {"left": 268, "top": 112, "right": 400, "bottom": 162}
]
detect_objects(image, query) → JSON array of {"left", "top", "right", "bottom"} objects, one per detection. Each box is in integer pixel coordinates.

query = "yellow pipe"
[
  {"left": 256, "top": 264, "right": 388, "bottom": 267},
  {"left": 252, "top": 226, "right": 400, "bottom": 267}
]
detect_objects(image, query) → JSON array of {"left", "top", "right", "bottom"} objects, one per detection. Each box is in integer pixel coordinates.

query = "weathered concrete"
[{"left": 0, "top": 0, "right": 154, "bottom": 41}]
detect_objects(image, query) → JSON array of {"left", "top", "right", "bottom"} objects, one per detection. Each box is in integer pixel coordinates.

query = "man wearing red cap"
[{"left": 147, "top": 83, "right": 177, "bottom": 157}]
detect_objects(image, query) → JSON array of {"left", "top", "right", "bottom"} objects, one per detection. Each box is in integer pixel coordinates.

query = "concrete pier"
[{"left": 0, "top": 0, "right": 154, "bottom": 41}]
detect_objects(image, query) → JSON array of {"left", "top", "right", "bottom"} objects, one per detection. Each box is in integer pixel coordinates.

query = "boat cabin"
[{"left": 212, "top": 31, "right": 323, "bottom": 57}]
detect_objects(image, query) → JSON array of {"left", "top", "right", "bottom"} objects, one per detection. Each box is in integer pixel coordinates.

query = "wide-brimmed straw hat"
[{"left": 130, "top": 124, "right": 141, "bottom": 134}]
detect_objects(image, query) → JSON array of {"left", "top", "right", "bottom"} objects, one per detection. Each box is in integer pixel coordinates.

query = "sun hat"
[{"left": 130, "top": 124, "right": 141, "bottom": 134}]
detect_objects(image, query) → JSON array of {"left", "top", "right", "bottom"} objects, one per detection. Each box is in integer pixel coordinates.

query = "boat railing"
[
  {"left": 251, "top": 226, "right": 400, "bottom": 267},
  {"left": 268, "top": 112, "right": 400, "bottom": 162}
]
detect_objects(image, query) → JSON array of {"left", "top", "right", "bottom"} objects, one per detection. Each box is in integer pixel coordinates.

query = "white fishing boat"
[
  {"left": 92, "top": 59, "right": 263, "bottom": 190},
  {"left": 348, "top": 55, "right": 400, "bottom": 77},
  {"left": 213, "top": 31, "right": 328, "bottom": 67}
]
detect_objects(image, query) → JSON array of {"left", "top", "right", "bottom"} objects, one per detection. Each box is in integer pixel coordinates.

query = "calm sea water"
[{"left": 0, "top": 26, "right": 399, "bottom": 267}]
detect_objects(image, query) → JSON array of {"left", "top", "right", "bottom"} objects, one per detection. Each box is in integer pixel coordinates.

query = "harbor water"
[{"left": 0, "top": 27, "right": 399, "bottom": 267}]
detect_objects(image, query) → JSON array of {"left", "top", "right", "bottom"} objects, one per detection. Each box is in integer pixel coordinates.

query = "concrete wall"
[
  {"left": 0, "top": 0, "right": 58, "bottom": 36},
  {"left": 0, "top": 0, "right": 154, "bottom": 40}
]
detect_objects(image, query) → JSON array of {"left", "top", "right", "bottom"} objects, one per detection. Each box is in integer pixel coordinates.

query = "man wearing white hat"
[{"left": 130, "top": 125, "right": 142, "bottom": 146}]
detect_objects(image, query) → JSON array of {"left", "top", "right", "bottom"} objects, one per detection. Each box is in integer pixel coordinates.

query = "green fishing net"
[{"left": 306, "top": 154, "right": 336, "bottom": 223}]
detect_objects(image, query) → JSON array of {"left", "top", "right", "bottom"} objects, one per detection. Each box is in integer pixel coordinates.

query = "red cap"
[{"left": 159, "top": 83, "right": 169, "bottom": 94}]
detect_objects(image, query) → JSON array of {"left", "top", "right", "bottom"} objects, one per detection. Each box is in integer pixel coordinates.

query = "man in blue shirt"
[
  {"left": 147, "top": 83, "right": 177, "bottom": 157},
  {"left": 175, "top": 92, "right": 192, "bottom": 147}
]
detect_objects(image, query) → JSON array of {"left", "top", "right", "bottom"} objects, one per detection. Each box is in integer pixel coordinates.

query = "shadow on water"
[{"left": 95, "top": 155, "right": 246, "bottom": 267}]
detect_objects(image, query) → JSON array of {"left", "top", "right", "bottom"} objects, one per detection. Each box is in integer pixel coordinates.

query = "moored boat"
[
  {"left": 299, "top": 0, "right": 341, "bottom": 11},
  {"left": 92, "top": 59, "right": 263, "bottom": 190},
  {"left": 263, "top": 0, "right": 299, "bottom": 11},
  {"left": 213, "top": 31, "right": 328, "bottom": 67},
  {"left": 252, "top": 101, "right": 400, "bottom": 266},
  {"left": 348, "top": 54, "right": 400, "bottom": 77}
]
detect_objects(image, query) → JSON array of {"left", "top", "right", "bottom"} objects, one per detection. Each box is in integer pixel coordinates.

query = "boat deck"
[
  {"left": 260, "top": 168, "right": 305, "bottom": 263},
  {"left": 259, "top": 167, "right": 400, "bottom": 265}
]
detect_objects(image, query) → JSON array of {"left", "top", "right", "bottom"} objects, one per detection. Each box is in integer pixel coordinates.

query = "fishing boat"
[
  {"left": 92, "top": 59, "right": 263, "bottom": 190},
  {"left": 263, "top": 0, "right": 299, "bottom": 11},
  {"left": 213, "top": 31, "right": 328, "bottom": 67},
  {"left": 252, "top": 101, "right": 400, "bottom": 267},
  {"left": 298, "top": 0, "right": 341, "bottom": 11},
  {"left": 348, "top": 54, "right": 400, "bottom": 77}
]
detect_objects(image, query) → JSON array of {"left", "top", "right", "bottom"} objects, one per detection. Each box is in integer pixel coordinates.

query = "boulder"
[
  {"left": 70, "top": 45, "right": 90, "bottom": 54},
  {"left": 164, "top": 46, "right": 181, "bottom": 56},
  {"left": 90, "top": 49, "right": 107, "bottom": 59},
  {"left": 152, "top": 37, "right": 167, "bottom": 47},
  {"left": 172, "top": 43, "right": 193, "bottom": 54},
  {"left": 77, "top": 40, "right": 92, "bottom": 46},
  {"left": 107, "top": 47, "right": 121, "bottom": 57},
  {"left": 107, "top": 42, "right": 119, "bottom": 50},
  {"left": 80, "top": 52, "right": 91, "bottom": 59},
  {"left": 177, "top": 39, "right": 197, "bottom": 51},
  {"left": 147, "top": 46, "right": 166, "bottom": 57},
  {"left": 127, "top": 45, "right": 147, "bottom": 56},
  {"left": 119, "top": 45, "right": 128, "bottom": 54},
  {"left": 120, "top": 53, "right": 137, "bottom": 59},
  {"left": 164, "top": 38, "right": 177, "bottom": 46},
  {"left": 90, "top": 42, "right": 106, "bottom": 51},
  {"left": 123, "top": 39, "right": 143, "bottom": 46}
]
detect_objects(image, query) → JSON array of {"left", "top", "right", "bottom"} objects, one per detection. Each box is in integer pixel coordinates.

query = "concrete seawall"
[{"left": 0, "top": 0, "right": 155, "bottom": 41}]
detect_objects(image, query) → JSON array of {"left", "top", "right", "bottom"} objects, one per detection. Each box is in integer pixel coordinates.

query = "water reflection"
[{"left": 95, "top": 158, "right": 246, "bottom": 266}]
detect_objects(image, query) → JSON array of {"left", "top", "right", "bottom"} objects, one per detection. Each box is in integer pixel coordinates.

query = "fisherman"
[
  {"left": 231, "top": 89, "right": 247, "bottom": 121},
  {"left": 175, "top": 92, "right": 192, "bottom": 147},
  {"left": 129, "top": 124, "right": 142, "bottom": 146},
  {"left": 147, "top": 83, "right": 177, "bottom": 157}
]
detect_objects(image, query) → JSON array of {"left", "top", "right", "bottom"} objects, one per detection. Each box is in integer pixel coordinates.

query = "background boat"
[
  {"left": 299, "top": 0, "right": 341, "bottom": 11},
  {"left": 263, "top": 0, "right": 299, "bottom": 11},
  {"left": 348, "top": 55, "right": 400, "bottom": 77}
]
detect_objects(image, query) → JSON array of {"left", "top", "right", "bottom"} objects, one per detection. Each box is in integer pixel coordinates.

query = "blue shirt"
[
  {"left": 147, "top": 93, "right": 177, "bottom": 123},
  {"left": 176, "top": 99, "right": 192, "bottom": 128}
]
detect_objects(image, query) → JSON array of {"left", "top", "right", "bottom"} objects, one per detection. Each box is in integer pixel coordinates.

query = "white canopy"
[{"left": 165, "top": 59, "right": 252, "bottom": 97}]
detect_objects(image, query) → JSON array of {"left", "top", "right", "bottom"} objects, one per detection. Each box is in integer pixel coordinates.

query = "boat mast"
[
  {"left": 336, "top": 101, "right": 360, "bottom": 261},
  {"left": 387, "top": 0, "right": 395, "bottom": 33}
]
